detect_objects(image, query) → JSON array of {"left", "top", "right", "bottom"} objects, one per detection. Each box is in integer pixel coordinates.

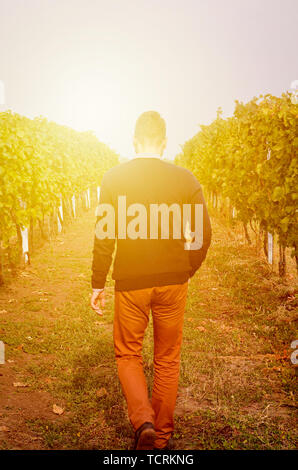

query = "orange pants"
[{"left": 113, "top": 282, "right": 188, "bottom": 449}]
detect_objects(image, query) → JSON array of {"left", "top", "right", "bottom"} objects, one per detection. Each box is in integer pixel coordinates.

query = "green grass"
[{"left": 0, "top": 210, "right": 297, "bottom": 450}]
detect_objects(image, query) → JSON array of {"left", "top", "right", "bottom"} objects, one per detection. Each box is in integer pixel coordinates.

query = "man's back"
[
  {"left": 92, "top": 157, "right": 212, "bottom": 291},
  {"left": 90, "top": 111, "right": 212, "bottom": 450}
]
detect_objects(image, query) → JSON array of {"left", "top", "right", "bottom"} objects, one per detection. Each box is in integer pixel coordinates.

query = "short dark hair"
[{"left": 134, "top": 111, "right": 166, "bottom": 145}]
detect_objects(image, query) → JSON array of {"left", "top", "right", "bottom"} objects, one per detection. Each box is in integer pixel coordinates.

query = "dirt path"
[{"left": 0, "top": 209, "right": 297, "bottom": 450}]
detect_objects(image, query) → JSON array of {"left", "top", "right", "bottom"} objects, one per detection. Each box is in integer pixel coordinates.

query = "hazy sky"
[{"left": 0, "top": 0, "right": 297, "bottom": 159}]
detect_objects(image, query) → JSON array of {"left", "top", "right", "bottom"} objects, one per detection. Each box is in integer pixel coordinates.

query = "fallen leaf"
[
  {"left": 13, "top": 382, "right": 28, "bottom": 387},
  {"left": 96, "top": 387, "right": 107, "bottom": 398},
  {"left": 0, "top": 310, "right": 7, "bottom": 314},
  {"left": 0, "top": 426, "right": 10, "bottom": 432},
  {"left": 53, "top": 404, "right": 64, "bottom": 415},
  {"left": 196, "top": 326, "right": 206, "bottom": 332}
]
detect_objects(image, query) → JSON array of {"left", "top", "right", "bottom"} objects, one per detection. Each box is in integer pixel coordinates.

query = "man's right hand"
[{"left": 91, "top": 289, "right": 105, "bottom": 316}]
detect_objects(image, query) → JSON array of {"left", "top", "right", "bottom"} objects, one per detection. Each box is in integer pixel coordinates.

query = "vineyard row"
[
  {"left": 0, "top": 111, "right": 118, "bottom": 283},
  {"left": 175, "top": 92, "right": 298, "bottom": 274}
]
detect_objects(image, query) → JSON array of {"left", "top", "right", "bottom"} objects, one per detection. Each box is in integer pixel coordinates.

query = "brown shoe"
[
  {"left": 134, "top": 422, "right": 156, "bottom": 450},
  {"left": 154, "top": 437, "right": 175, "bottom": 450}
]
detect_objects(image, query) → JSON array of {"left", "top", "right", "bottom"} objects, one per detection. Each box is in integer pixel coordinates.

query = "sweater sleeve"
[
  {"left": 91, "top": 174, "right": 116, "bottom": 289},
  {"left": 188, "top": 179, "right": 212, "bottom": 277}
]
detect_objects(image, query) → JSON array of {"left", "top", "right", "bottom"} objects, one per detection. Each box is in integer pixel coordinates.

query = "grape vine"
[
  {"left": 0, "top": 110, "right": 118, "bottom": 276},
  {"left": 176, "top": 92, "right": 298, "bottom": 271}
]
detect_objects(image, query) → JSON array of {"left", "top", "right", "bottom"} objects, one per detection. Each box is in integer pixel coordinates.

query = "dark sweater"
[{"left": 91, "top": 157, "right": 212, "bottom": 291}]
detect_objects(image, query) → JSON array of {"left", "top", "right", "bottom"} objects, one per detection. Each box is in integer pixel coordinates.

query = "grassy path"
[{"left": 0, "top": 209, "right": 297, "bottom": 450}]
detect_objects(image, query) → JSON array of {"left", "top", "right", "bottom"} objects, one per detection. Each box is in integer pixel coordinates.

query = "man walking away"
[{"left": 91, "top": 111, "right": 212, "bottom": 450}]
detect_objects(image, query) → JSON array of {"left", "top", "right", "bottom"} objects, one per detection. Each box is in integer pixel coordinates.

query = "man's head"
[{"left": 133, "top": 111, "right": 167, "bottom": 156}]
